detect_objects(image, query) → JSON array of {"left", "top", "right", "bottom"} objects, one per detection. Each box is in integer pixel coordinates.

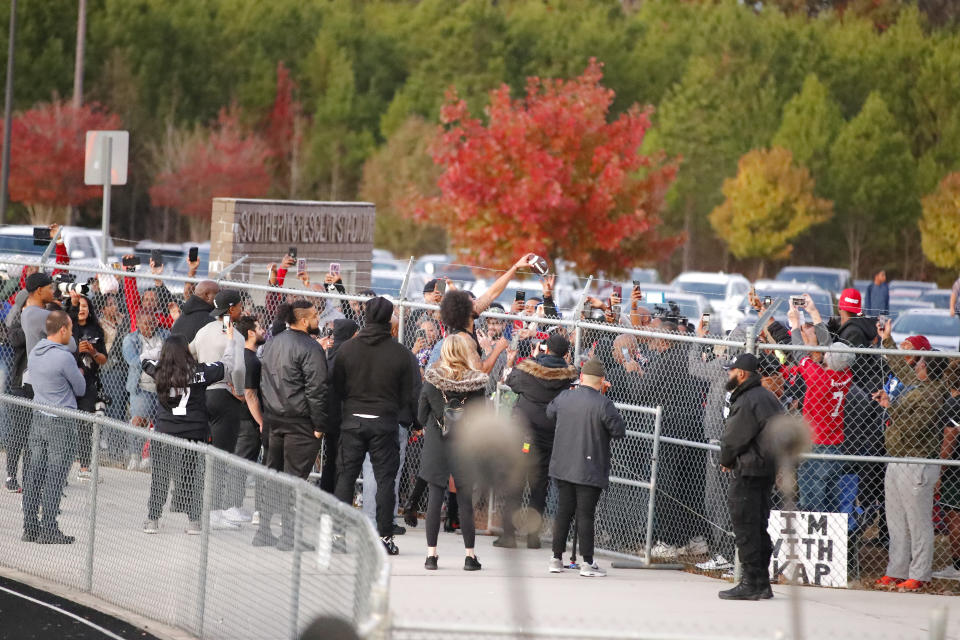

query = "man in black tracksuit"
[
  {"left": 256, "top": 300, "right": 328, "bottom": 550},
  {"left": 496, "top": 334, "right": 577, "bottom": 549},
  {"left": 718, "top": 353, "right": 782, "bottom": 600},
  {"left": 333, "top": 297, "right": 415, "bottom": 556}
]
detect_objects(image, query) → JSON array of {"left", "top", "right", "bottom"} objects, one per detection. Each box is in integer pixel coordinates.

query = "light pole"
[
  {"left": 73, "top": 0, "right": 86, "bottom": 108},
  {"left": 0, "top": 0, "right": 17, "bottom": 225}
]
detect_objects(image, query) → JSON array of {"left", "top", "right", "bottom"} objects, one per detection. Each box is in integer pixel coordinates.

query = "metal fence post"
[
  {"left": 397, "top": 256, "right": 415, "bottom": 346},
  {"left": 83, "top": 419, "right": 101, "bottom": 593},
  {"left": 643, "top": 406, "right": 663, "bottom": 563},
  {"left": 194, "top": 450, "right": 214, "bottom": 637},
  {"left": 572, "top": 275, "right": 593, "bottom": 363},
  {"left": 289, "top": 483, "right": 305, "bottom": 640}
]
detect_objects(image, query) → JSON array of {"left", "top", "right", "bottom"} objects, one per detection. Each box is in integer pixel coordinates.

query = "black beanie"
[
  {"left": 364, "top": 296, "right": 394, "bottom": 325},
  {"left": 332, "top": 319, "right": 359, "bottom": 344}
]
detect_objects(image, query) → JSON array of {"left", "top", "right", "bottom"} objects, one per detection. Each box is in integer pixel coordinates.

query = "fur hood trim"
[
  {"left": 516, "top": 359, "right": 578, "bottom": 381},
  {"left": 424, "top": 366, "right": 489, "bottom": 393}
]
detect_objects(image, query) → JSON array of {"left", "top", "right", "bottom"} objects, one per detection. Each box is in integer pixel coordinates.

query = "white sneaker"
[
  {"left": 682, "top": 536, "right": 709, "bottom": 556},
  {"left": 932, "top": 565, "right": 960, "bottom": 580},
  {"left": 251, "top": 511, "right": 260, "bottom": 526},
  {"left": 696, "top": 554, "right": 734, "bottom": 571},
  {"left": 138, "top": 457, "right": 151, "bottom": 471},
  {"left": 223, "top": 507, "right": 252, "bottom": 523},
  {"left": 548, "top": 557, "right": 564, "bottom": 573},
  {"left": 579, "top": 562, "right": 607, "bottom": 577},
  {"left": 650, "top": 541, "right": 679, "bottom": 561},
  {"left": 210, "top": 510, "right": 240, "bottom": 530},
  {"left": 127, "top": 454, "right": 139, "bottom": 471}
]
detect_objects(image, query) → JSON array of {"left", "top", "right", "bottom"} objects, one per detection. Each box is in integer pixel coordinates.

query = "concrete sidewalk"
[{"left": 387, "top": 525, "right": 958, "bottom": 639}]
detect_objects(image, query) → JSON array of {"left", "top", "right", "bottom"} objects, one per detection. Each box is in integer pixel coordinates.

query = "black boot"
[{"left": 718, "top": 580, "right": 764, "bottom": 600}]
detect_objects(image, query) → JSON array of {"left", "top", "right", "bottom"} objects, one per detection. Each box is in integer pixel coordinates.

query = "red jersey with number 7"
[{"left": 785, "top": 357, "right": 852, "bottom": 445}]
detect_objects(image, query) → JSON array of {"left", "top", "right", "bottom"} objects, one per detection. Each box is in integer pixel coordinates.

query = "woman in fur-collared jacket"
[{"left": 418, "top": 333, "right": 489, "bottom": 572}]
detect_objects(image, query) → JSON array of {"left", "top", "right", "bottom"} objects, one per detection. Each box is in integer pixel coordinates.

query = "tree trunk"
[
  {"left": 682, "top": 198, "right": 693, "bottom": 272},
  {"left": 757, "top": 259, "right": 766, "bottom": 280},
  {"left": 844, "top": 216, "right": 865, "bottom": 280},
  {"left": 162, "top": 207, "right": 171, "bottom": 243}
]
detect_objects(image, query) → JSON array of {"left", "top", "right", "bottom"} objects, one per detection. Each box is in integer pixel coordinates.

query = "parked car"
[
  {"left": 670, "top": 271, "right": 751, "bottom": 332},
  {"left": 740, "top": 280, "right": 833, "bottom": 328},
  {"left": 629, "top": 268, "right": 661, "bottom": 285},
  {"left": 369, "top": 268, "right": 409, "bottom": 299},
  {"left": 888, "top": 298, "right": 934, "bottom": 320},
  {"left": 775, "top": 266, "right": 851, "bottom": 298},
  {"left": 890, "top": 309, "right": 960, "bottom": 352},
  {"left": 133, "top": 241, "right": 186, "bottom": 269},
  {"left": 919, "top": 288, "right": 953, "bottom": 309},
  {"left": 0, "top": 224, "right": 116, "bottom": 268},
  {"left": 888, "top": 280, "right": 937, "bottom": 299}
]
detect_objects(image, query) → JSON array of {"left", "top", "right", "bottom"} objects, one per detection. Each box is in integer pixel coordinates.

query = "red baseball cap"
[
  {"left": 838, "top": 288, "right": 862, "bottom": 315},
  {"left": 905, "top": 335, "right": 932, "bottom": 351}
]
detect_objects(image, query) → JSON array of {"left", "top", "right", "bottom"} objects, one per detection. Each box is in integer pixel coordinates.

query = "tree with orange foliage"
[{"left": 406, "top": 60, "right": 679, "bottom": 276}]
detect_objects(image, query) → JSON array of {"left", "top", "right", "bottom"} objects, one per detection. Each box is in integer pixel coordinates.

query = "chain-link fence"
[
  {"left": 1, "top": 253, "right": 959, "bottom": 638},
  {"left": 0, "top": 392, "right": 389, "bottom": 639}
]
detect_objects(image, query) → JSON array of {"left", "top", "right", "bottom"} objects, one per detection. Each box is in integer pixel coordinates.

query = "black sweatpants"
[
  {"left": 229, "top": 417, "right": 261, "bottom": 509},
  {"left": 552, "top": 479, "right": 602, "bottom": 564},
  {"left": 502, "top": 429, "right": 553, "bottom": 538},
  {"left": 334, "top": 417, "right": 400, "bottom": 538},
  {"left": 728, "top": 474, "right": 774, "bottom": 584},
  {"left": 148, "top": 439, "right": 203, "bottom": 522},
  {"left": 261, "top": 423, "right": 323, "bottom": 541},
  {"left": 5, "top": 383, "right": 33, "bottom": 482},
  {"left": 206, "top": 389, "right": 243, "bottom": 510}
]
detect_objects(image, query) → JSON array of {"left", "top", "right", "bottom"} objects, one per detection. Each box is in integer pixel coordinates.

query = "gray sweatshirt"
[
  {"left": 29, "top": 339, "right": 86, "bottom": 410},
  {"left": 22, "top": 305, "right": 76, "bottom": 385},
  {"left": 190, "top": 321, "right": 245, "bottom": 394}
]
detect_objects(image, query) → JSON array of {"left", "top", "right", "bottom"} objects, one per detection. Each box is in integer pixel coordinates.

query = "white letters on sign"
[{"left": 768, "top": 510, "right": 848, "bottom": 588}]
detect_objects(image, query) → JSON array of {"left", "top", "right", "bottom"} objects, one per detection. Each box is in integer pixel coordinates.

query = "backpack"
[{"left": 437, "top": 389, "right": 467, "bottom": 439}]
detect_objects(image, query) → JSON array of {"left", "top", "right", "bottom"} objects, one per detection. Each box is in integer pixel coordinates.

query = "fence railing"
[
  {"left": 0, "top": 393, "right": 390, "bottom": 640},
  {"left": 3, "top": 254, "right": 960, "bottom": 608}
]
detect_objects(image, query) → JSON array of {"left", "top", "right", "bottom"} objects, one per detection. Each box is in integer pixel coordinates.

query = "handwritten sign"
[{"left": 768, "top": 510, "right": 847, "bottom": 588}]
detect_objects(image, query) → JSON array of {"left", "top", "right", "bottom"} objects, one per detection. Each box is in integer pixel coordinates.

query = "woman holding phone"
[
  {"left": 68, "top": 292, "right": 108, "bottom": 480},
  {"left": 418, "top": 333, "right": 489, "bottom": 571},
  {"left": 139, "top": 329, "right": 239, "bottom": 534}
]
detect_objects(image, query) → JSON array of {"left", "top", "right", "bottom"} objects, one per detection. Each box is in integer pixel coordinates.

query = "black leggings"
[
  {"left": 551, "top": 480, "right": 602, "bottom": 564},
  {"left": 426, "top": 481, "right": 475, "bottom": 549}
]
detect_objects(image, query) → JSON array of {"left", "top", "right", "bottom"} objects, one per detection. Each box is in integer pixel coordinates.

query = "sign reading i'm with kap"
[{"left": 768, "top": 510, "right": 848, "bottom": 588}]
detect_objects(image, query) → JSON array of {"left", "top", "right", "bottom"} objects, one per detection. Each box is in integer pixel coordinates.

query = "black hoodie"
[
  {"left": 836, "top": 315, "right": 885, "bottom": 391},
  {"left": 505, "top": 353, "right": 577, "bottom": 433},
  {"left": 325, "top": 319, "right": 358, "bottom": 435},
  {"left": 332, "top": 322, "right": 415, "bottom": 425},
  {"left": 171, "top": 296, "right": 215, "bottom": 342}
]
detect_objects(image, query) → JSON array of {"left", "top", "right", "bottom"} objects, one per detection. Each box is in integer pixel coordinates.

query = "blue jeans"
[
  {"left": 23, "top": 412, "right": 77, "bottom": 533},
  {"left": 798, "top": 444, "right": 843, "bottom": 512}
]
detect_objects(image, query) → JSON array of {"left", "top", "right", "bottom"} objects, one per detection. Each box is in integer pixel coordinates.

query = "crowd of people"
[{"left": 3, "top": 229, "right": 960, "bottom": 595}]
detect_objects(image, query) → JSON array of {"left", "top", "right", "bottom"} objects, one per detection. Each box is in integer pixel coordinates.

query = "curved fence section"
[{"left": 0, "top": 393, "right": 389, "bottom": 640}]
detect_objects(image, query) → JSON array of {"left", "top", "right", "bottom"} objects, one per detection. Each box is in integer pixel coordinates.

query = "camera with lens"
[{"left": 54, "top": 273, "right": 89, "bottom": 297}]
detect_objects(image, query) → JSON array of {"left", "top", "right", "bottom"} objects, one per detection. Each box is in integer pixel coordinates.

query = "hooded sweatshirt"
[
  {"left": 22, "top": 305, "right": 77, "bottom": 384},
  {"left": 505, "top": 353, "right": 577, "bottom": 433},
  {"left": 29, "top": 338, "right": 86, "bottom": 410},
  {"left": 332, "top": 321, "right": 415, "bottom": 423},
  {"left": 171, "top": 295, "right": 215, "bottom": 342}
]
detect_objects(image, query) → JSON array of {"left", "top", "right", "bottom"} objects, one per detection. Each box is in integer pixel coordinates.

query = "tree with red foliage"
[
  {"left": 7, "top": 100, "right": 121, "bottom": 223},
  {"left": 150, "top": 106, "right": 270, "bottom": 235},
  {"left": 406, "top": 60, "right": 679, "bottom": 276},
  {"left": 263, "top": 62, "right": 305, "bottom": 198}
]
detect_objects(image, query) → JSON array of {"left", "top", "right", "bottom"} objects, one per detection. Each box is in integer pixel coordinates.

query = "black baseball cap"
[
  {"left": 25, "top": 272, "right": 53, "bottom": 292},
  {"left": 423, "top": 278, "right": 440, "bottom": 294},
  {"left": 723, "top": 353, "right": 759, "bottom": 373},
  {"left": 210, "top": 290, "right": 242, "bottom": 317}
]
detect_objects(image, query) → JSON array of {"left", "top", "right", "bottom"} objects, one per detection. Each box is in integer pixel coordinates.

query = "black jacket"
[
  {"left": 333, "top": 323, "right": 415, "bottom": 426},
  {"left": 7, "top": 316, "right": 27, "bottom": 390},
  {"left": 171, "top": 296, "right": 214, "bottom": 342},
  {"left": 260, "top": 328, "right": 328, "bottom": 433},
  {"left": 417, "top": 367, "right": 488, "bottom": 486},
  {"left": 547, "top": 385, "right": 626, "bottom": 489},
  {"left": 505, "top": 354, "right": 577, "bottom": 434},
  {"left": 397, "top": 349, "right": 423, "bottom": 428},
  {"left": 719, "top": 374, "right": 782, "bottom": 477},
  {"left": 836, "top": 316, "right": 885, "bottom": 391}
]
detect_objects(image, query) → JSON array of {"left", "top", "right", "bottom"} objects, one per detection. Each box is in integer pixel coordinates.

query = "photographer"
[{"left": 67, "top": 293, "right": 108, "bottom": 481}]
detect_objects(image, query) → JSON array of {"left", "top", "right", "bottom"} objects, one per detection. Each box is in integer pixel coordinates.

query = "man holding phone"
[{"left": 191, "top": 289, "right": 248, "bottom": 527}]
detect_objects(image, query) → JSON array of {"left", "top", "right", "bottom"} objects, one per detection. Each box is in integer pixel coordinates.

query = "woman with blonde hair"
[{"left": 417, "top": 333, "right": 489, "bottom": 571}]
